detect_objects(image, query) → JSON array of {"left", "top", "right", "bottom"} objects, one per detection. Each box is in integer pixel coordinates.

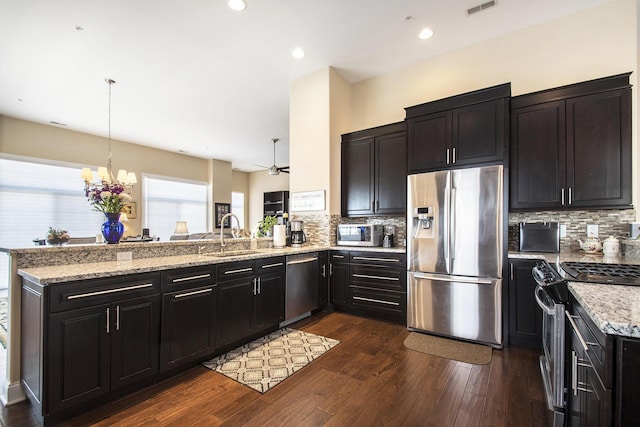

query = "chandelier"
[{"left": 81, "top": 78, "right": 137, "bottom": 193}]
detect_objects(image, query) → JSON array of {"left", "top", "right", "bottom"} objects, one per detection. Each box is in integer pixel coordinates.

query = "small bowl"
[{"left": 47, "top": 237, "right": 69, "bottom": 246}]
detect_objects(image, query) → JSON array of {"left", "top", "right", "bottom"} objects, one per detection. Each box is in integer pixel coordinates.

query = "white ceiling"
[{"left": 0, "top": 0, "right": 613, "bottom": 172}]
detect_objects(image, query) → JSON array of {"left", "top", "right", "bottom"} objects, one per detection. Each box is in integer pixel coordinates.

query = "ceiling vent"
[{"left": 467, "top": 0, "right": 496, "bottom": 16}]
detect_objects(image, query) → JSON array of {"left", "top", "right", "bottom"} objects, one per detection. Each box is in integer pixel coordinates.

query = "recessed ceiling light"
[
  {"left": 418, "top": 27, "right": 434, "bottom": 40},
  {"left": 291, "top": 48, "right": 306, "bottom": 59},
  {"left": 227, "top": 0, "right": 246, "bottom": 11}
]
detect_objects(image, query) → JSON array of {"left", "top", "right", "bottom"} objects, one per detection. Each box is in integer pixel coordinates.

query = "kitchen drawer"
[
  {"left": 570, "top": 301, "right": 613, "bottom": 388},
  {"left": 49, "top": 272, "right": 161, "bottom": 313},
  {"left": 161, "top": 266, "right": 215, "bottom": 292},
  {"left": 350, "top": 251, "right": 405, "bottom": 267},
  {"left": 349, "top": 286, "right": 405, "bottom": 317},
  {"left": 256, "top": 256, "right": 285, "bottom": 272},
  {"left": 216, "top": 260, "right": 256, "bottom": 281},
  {"left": 350, "top": 264, "right": 406, "bottom": 292}
]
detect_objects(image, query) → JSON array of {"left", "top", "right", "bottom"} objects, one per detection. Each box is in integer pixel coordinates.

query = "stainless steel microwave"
[{"left": 337, "top": 224, "right": 383, "bottom": 246}]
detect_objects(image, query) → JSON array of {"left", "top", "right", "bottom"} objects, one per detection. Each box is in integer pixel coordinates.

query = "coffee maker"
[{"left": 289, "top": 220, "right": 306, "bottom": 247}]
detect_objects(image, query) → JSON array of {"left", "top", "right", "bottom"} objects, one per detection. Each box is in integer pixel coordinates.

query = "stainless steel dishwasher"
[{"left": 284, "top": 252, "right": 319, "bottom": 322}]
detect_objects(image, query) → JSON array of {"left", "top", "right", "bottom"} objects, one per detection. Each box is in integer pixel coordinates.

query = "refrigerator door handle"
[
  {"left": 411, "top": 272, "right": 494, "bottom": 285},
  {"left": 450, "top": 186, "right": 456, "bottom": 264},
  {"left": 444, "top": 182, "right": 451, "bottom": 272}
]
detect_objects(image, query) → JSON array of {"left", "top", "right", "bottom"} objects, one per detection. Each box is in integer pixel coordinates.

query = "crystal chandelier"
[{"left": 81, "top": 78, "right": 137, "bottom": 192}]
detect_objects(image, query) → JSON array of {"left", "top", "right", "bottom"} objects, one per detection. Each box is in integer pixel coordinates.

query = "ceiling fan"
[{"left": 256, "top": 138, "right": 289, "bottom": 175}]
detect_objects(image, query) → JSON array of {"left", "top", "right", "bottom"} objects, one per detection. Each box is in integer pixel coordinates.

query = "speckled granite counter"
[
  {"left": 569, "top": 282, "right": 640, "bottom": 338},
  {"left": 508, "top": 250, "right": 640, "bottom": 266},
  {"left": 17, "top": 245, "right": 406, "bottom": 285}
]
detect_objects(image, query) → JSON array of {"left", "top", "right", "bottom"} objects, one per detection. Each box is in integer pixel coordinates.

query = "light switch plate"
[
  {"left": 117, "top": 251, "right": 133, "bottom": 261},
  {"left": 586, "top": 224, "right": 598, "bottom": 237},
  {"left": 560, "top": 224, "right": 567, "bottom": 238}
]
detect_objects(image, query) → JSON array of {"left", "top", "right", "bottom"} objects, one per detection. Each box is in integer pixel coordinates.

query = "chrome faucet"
[{"left": 219, "top": 213, "right": 240, "bottom": 247}]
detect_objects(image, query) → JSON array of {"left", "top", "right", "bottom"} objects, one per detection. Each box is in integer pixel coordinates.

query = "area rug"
[
  {"left": 404, "top": 332, "right": 492, "bottom": 365},
  {"left": 0, "top": 298, "right": 6, "bottom": 349},
  {"left": 203, "top": 328, "right": 339, "bottom": 393}
]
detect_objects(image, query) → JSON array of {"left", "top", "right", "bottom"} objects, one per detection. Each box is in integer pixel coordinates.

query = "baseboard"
[{"left": 0, "top": 379, "right": 26, "bottom": 406}]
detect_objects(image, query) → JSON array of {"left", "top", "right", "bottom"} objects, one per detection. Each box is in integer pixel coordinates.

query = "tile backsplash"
[{"left": 509, "top": 208, "right": 636, "bottom": 252}]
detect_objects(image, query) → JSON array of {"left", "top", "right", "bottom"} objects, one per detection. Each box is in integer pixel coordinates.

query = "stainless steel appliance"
[
  {"left": 532, "top": 260, "right": 567, "bottom": 427},
  {"left": 336, "top": 224, "right": 383, "bottom": 246},
  {"left": 284, "top": 253, "right": 319, "bottom": 323},
  {"left": 532, "top": 259, "right": 640, "bottom": 426},
  {"left": 290, "top": 220, "right": 306, "bottom": 247},
  {"left": 407, "top": 165, "right": 504, "bottom": 347},
  {"left": 519, "top": 222, "right": 560, "bottom": 253}
]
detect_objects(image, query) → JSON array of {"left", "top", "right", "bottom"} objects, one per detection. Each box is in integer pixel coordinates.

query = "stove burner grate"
[{"left": 560, "top": 261, "right": 640, "bottom": 285}]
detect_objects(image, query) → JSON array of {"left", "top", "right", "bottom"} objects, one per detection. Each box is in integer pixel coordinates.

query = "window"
[
  {"left": 143, "top": 175, "right": 207, "bottom": 241},
  {"left": 231, "top": 192, "right": 245, "bottom": 230},
  {"left": 0, "top": 157, "right": 104, "bottom": 248}
]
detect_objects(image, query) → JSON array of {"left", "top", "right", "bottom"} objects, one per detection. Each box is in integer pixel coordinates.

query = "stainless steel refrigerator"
[{"left": 407, "top": 165, "right": 503, "bottom": 347}]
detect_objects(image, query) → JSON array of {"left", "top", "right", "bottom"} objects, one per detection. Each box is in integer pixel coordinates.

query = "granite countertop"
[
  {"left": 569, "top": 282, "right": 640, "bottom": 338},
  {"left": 18, "top": 245, "right": 406, "bottom": 285},
  {"left": 508, "top": 250, "right": 640, "bottom": 266}
]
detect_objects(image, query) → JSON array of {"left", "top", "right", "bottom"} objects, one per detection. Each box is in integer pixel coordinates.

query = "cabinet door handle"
[
  {"left": 446, "top": 148, "right": 450, "bottom": 165},
  {"left": 330, "top": 264, "right": 333, "bottom": 276},
  {"left": 258, "top": 277, "right": 261, "bottom": 294},
  {"left": 174, "top": 288, "right": 213, "bottom": 299},
  {"left": 106, "top": 307, "right": 110, "bottom": 334},
  {"left": 510, "top": 263, "right": 514, "bottom": 281},
  {"left": 261, "top": 262, "right": 283, "bottom": 269},
  {"left": 224, "top": 267, "right": 253, "bottom": 275},
  {"left": 452, "top": 147, "right": 456, "bottom": 164},
  {"left": 376, "top": 200, "right": 379, "bottom": 211},
  {"left": 352, "top": 296, "right": 399, "bottom": 306},
  {"left": 171, "top": 273, "right": 211, "bottom": 283},
  {"left": 568, "top": 187, "right": 573, "bottom": 205},
  {"left": 116, "top": 305, "right": 120, "bottom": 331},
  {"left": 352, "top": 256, "right": 400, "bottom": 263},
  {"left": 67, "top": 283, "right": 154, "bottom": 300},
  {"left": 353, "top": 273, "right": 399, "bottom": 281},
  {"left": 561, "top": 188, "right": 565, "bottom": 206},
  {"left": 252, "top": 278, "right": 257, "bottom": 295},
  {"left": 322, "top": 264, "right": 326, "bottom": 278},
  {"left": 572, "top": 350, "right": 578, "bottom": 396}
]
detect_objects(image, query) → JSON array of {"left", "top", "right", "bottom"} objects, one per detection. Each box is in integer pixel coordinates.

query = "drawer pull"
[
  {"left": 67, "top": 283, "right": 154, "bottom": 300},
  {"left": 566, "top": 312, "right": 589, "bottom": 352},
  {"left": 332, "top": 255, "right": 345, "bottom": 259},
  {"left": 174, "top": 288, "right": 213, "bottom": 299},
  {"left": 261, "top": 262, "right": 284, "bottom": 269},
  {"left": 224, "top": 267, "right": 253, "bottom": 275},
  {"left": 352, "top": 256, "right": 401, "bottom": 263},
  {"left": 353, "top": 273, "right": 399, "bottom": 281},
  {"left": 171, "top": 273, "right": 211, "bottom": 283},
  {"left": 352, "top": 296, "right": 399, "bottom": 306}
]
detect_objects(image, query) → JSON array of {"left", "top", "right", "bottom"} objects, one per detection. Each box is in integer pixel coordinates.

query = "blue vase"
[{"left": 102, "top": 212, "right": 124, "bottom": 244}]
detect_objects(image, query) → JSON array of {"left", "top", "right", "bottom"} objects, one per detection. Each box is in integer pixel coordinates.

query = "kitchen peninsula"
[{"left": 11, "top": 239, "right": 405, "bottom": 425}]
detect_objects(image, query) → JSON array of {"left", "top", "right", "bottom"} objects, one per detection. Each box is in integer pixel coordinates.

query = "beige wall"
[
  {"left": 247, "top": 170, "right": 289, "bottom": 235},
  {"left": 232, "top": 170, "right": 250, "bottom": 230}
]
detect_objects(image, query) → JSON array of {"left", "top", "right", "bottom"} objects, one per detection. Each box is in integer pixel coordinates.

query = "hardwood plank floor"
[{"left": 1, "top": 311, "right": 549, "bottom": 427}]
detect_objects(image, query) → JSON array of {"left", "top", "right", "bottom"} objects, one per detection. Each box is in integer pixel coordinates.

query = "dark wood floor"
[{"left": 2, "top": 311, "right": 549, "bottom": 426}]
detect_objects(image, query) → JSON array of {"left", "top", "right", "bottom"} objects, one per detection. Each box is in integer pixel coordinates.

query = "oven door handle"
[{"left": 534, "top": 285, "right": 556, "bottom": 315}]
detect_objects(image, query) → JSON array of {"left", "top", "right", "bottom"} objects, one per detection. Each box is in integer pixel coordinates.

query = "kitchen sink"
[{"left": 200, "top": 249, "right": 259, "bottom": 258}]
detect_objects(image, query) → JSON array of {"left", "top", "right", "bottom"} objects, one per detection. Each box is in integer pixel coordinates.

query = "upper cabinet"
[
  {"left": 405, "top": 83, "right": 510, "bottom": 173},
  {"left": 510, "top": 73, "right": 632, "bottom": 211},
  {"left": 341, "top": 122, "right": 407, "bottom": 216}
]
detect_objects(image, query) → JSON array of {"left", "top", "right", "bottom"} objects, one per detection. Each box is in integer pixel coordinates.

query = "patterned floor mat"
[{"left": 203, "top": 327, "right": 339, "bottom": 393}]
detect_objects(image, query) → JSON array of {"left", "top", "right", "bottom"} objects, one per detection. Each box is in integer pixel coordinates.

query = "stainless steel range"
[{"left": 533, "top": 259, "right": 640, "bottom": 427}]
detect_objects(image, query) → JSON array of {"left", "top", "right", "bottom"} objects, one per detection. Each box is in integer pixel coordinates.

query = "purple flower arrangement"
[{"left": 85, "top": 182, "right": 132, "bottom": 213}]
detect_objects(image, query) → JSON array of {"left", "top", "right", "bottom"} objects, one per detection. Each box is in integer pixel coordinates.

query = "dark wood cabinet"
[
  {"left": 46, "top": 273, "right": 161, "bottom": 414},
  {"left": 341, "top": 122, "right": 406, "bottom": 216},
  {"left": 317, "top": 251, "right": 329, "bottom": 307},
  {"left": 263, "top": 190, "right": 289, "bottom": 222},
  {"left": 216, "top": 258, "right": 285, "bottom": 349},
  {"left": 405, "top": 84, "right": 510, "bottom": 173},
  {"left": 160, "top": 266, "right": 217, "bottom": 372},
  {"left": 329, "top": 251, "right": 350, "bottom": 308},
  {"left": 507, "top": 259, "right": 542, "bottom": 348},
  {"left": 510, "top": 73, "right": 632, "bottom": 211}
]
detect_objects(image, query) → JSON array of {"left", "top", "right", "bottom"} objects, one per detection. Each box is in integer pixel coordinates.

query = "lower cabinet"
[
  {"left": 160, "top": 266, "right": 217, "bottom": 372},
  {"left": 329, "top": 250, "right": 406, "bottom": 324},
  {"left": 217, "top": 257, "right": 285, "bottom": 349},
  {"left": 318, "top": 251, "right": 329, "bottom": 307},
  {"left": 42, "top": 273, "right": 162, "bottom": 416},
  {"left": 508, "top": 258, "right": 542, "bottom": 348}
]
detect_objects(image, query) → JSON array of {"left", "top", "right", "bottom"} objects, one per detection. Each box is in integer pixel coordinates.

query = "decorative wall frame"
[
  {"left": 215, "top": 202, "right": 231, "bottom": 228},
  {"left": 290, "top": 190, "right": 326, "bottom": 212},
  {"left": 122, "top": 202, "right": 137, "bottom": 219}
]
